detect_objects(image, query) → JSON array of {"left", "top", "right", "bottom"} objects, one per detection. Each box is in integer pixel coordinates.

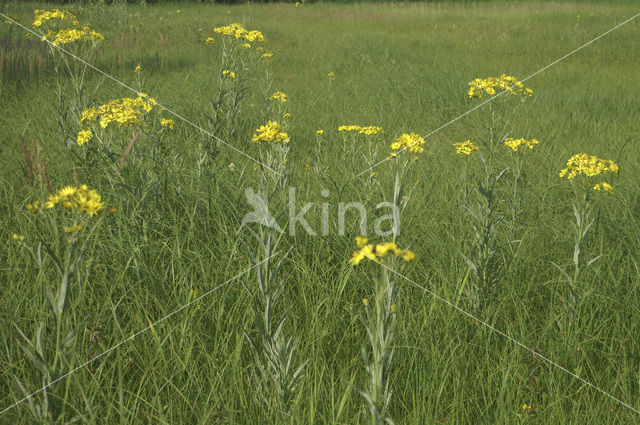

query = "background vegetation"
[{"left": 1, "top": 1, "right": 639, "bottom": 423}]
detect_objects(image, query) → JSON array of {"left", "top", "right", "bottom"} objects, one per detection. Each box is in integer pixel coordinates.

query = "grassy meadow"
[{"left": 1, "top": 1, "right": 640, "bottom": 423}]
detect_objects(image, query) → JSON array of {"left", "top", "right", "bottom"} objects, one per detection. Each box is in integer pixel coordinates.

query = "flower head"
[
  {"left": 504, "top": 137, "right": 540, "bottom": 152},
  {"left": 213, "top": 23, "right": 265, "bottom": 44},
  {"left": 389, "top": 132, "right": 424, "bottom": 158},
  {"left": 269, "top": 91, "right": 288, "bottom": 103},
  {"left": 161, "top": 118, "right": 175, "bottom": 131},
  {"left": 453, "top": 140, "right": 478, "bottom": 155},
  {"left": 33, "top": 9, "right": 77, "bottom": 28},
  {"left": 134, "top": 65, "right": 142, "bottom": 73},
  {"left": 349, "top": 237, "right": 415, "bottom": 265},
  {"left": 559, "top": 154, "right": 618, "bottom": 179},
  {"left": 222, "top": 69, "right": 236, "bottom": 79},
  {"left": 80, "top": 93, "right": 156, "bottom": 129},
  {"left": 36, "top": 184, "right": 105, "bottom": 217},
  {"left": 76, "top": 129, "right": 92, "bottom": 146},
  {"left": 338, "top": 125, "right": 384, "bottom": 135},
  {"left": 468, "top": 74, "right": 533, "bottom": 99},
  {"left": 593, "top": 182, "right": 614, "bottom": 193},
  {"left": 252, "top": 121, "right": 290, "bottom": 143}
]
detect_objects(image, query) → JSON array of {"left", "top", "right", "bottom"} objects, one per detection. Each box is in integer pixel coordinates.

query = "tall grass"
[{"left": 1, "top": 1, "right": 640, "bottom": 423}]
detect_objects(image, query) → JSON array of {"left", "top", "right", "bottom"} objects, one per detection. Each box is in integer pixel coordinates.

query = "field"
[{"left": 1, "top": 1, "right": 640, "bottom": 423}]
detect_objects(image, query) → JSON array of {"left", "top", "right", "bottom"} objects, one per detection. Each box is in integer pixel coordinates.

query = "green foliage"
[{"left": 2, "top": 1, "right": 640, "bottom": 424}]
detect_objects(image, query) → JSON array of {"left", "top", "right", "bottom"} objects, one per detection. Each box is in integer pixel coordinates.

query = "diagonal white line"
[
  {"left": 0, "top": 253, "right": 279, "bottom": 416},
  {"left": 0, "top": 12, "right": 282, "bottom": 176},
  {"left": 356, "top": 11, "right": 640, "bottom": 178},
  {"left": 363, "top": 255, "right": 640, "bottom": 415}
]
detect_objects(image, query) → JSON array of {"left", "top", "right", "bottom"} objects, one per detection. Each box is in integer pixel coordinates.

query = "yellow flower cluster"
[
  {"left": 205, "top": 37, "right": 215, "bottom": 45},
  {"left": 161, "top": 118, "right": 176, "bottom": 130},
  {"left": 63, "top": 224, "right": 83, "bottom": 233},
  {"left": 252, "top": 121, "right": 290, "bottom": 143},
  {"left": 453, "top": 140, "right": 478, "bottom": 155},
  {"left": 27, "top": 185, "right": 105, "bottom": 217},
  {"left": 503, "top": 137, "right": 540, "bottom": 152},
  {"left": 33, "top": 9, "right": 77, "bottom": 27},
  {"left": 593, "top": 182, "right": 614, "bottom": 194},
  {"left": 134, "top": 65, "right": 142, "bottom": 73},
  {"left": 81, "top": 93, "right": 156, "bottom": 129},
  {"left": 77, "top": 129, "right": 93, "bottom": 146},
  {"left": 338, "top": 125, "right": 384, "bottom": 135},
  {"left": 390, "top": 132, "right": 425, "bottom": 157},
  {"left": 42, "top": 25, "right": 104, "bottom": 46},
  {"left": 222, "top": 70, "right": 236, "bottom": 79},
  {"left": 559, "top": 154, "right": 619, "bottom": 179},
  {"left": 34, "top": 9, "right": 103, "bottom": 46},
  {"left": 468, "top": 75, "right": 533, "bottom": 99},
  {"left": 213, "top": 23, "right": 265, "bottom": 43},
  {"left": 269, "top": 91, "right": 288, "bottom": 102},
  {"left": 349, "top": 236, "right": 416, "bottom": 265}
]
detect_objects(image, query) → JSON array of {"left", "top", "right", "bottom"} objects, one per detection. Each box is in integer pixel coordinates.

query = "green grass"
[{"left": 1, "top": 1, "right": 640, "bottom": 424}]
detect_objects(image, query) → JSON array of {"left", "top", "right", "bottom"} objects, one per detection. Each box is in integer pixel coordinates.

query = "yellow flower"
[
  {"left": 338, "top": 125, "right": 383, "bottom": 135},
  {"left": 327, "top": 72, "right": 335, "bottom": 80},
  {"left": 375, "top": 242, "right": 398, "bottom": 257},
  {"left": 269, "top": 91, "right": 288, "bottom": 103},
  {"left": 134, "top": 65, "right": 142, "bottom": 73},
  {"left": 222, "top": 69, "right": 236, "bottom": 79},
  {"left": 25, "top": 201, "right": 41, "bottom": 213},
  {"left": 284, "top": 113, "right": 292, "bottom": 119},
  {"left": 11, "top": 233, "right": 24, "bottom": 241},
  {"left": 160, "top": 118, "right": 176, "bottom": 130},
  {"left": 37, "top": 184, "right": 105, "bottom": 217},
  {"left": 453, "top": 140, "right": 478, "bottom": 155},
  {"left": 82, "top": 94, "right": 155, "bottom": 129},
  {"left": 213, "top": 23, "right": 265, "bottom": 44},
  {"left": 349, "top": 236, "right": 415, "bottom": 265},
  {"left": 241, "top": 43, "right": 251, "bottom": 49},
  {"left": 262, "top": 51, "right": 274, "bottom": 58},
  {"left": 559, "top": 154, "right": 618, "bottom": 179},
  {"left": 33, "top": 9, "right": 77, "bottom": 28},
  {"left": 593, "top": 182, "right": 614, "bottom": 193},
  {"left": 468, "top": 75, "right": 533, "bottom": 99},
  {"left": 389, "top": 133, "right": 424, "bottom": 158},
  {"left": 504, "top": 137, "right": 540, "bottom": 152},
  {"left": 58, "top": 185, "right": 77, "bottom": 198},
  {"left": 522, "top": 403, "right": 532, "bottom": 411},
  {"left": 397, "top": 250, "right": 416, "bottom": 262},
  {"left": 81, "top": 107, "right": 99, "bottom": 123},
  {"left": 205, "top": 37, "right": 215, "bottom": 45},
  {"left": 251, "top": 121, "right": 290, "bottom": 143},
  {"left": 355, "top": 236, "right": 369, "bottom": 248},
  {"left": 63, "top": 224, "right": 83, "bottom": 233},
  {"left": 362, "top": 298, "right": 369, "bottom": 307},
  {"left": 77, "top": 129, "right": 93, "bottom": 146},
  {"left": 316, "top": 130, "right": 324, "bottom": 136}
]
